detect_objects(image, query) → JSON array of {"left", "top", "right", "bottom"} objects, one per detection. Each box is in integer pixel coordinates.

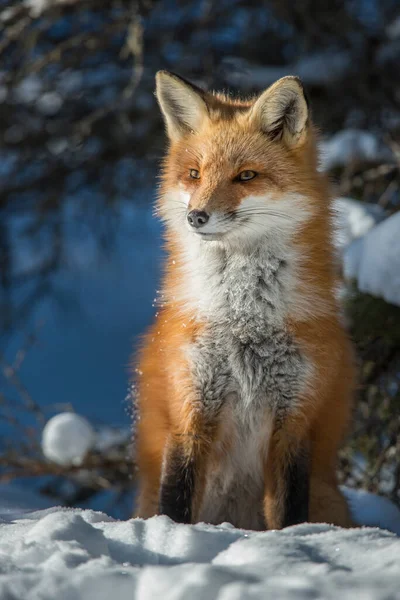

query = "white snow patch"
[
  {"left": 343, "top": 211, "right": 400, "bottom": 306},
  {"left": 42, "top": 412, "right": 95, "bottom": 466},
  {"left": 333, "top": 197, "right": 400, "bottom": 307},
  {"left": 333, "top": 196, "right": 386, "bottom": 252},
  {"left": 343, "top": 237, "right": 364, "bottom": 281},
  {"left": 320, "top": 130, "right": 393, "bottom": 171},
  {"left": 342, "top": 487, "right": 400, "bottom": 536}
]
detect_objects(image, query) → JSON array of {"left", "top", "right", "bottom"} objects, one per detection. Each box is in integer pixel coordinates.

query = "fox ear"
[
  {"left": 250, "top": 76, "right": 309, "bottom": 148},
  {"left": 155, "top": 71, "right": 209, "bottom": 142}
]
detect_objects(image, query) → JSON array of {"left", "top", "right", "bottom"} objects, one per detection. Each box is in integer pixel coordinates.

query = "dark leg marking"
[
  {"left": 159, "top": 444, "right": 195, "bottom": 524},
  {"left": 283, "top": 447, "right": 310, "bottom": 527}
]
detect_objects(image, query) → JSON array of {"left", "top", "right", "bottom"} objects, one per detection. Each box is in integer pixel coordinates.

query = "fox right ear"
[
  {"left": 250, "top": 76, "right": 309, "bottom": 148},
  {"left": 155, "top": 71, "right": 209, "bottom": 142}
]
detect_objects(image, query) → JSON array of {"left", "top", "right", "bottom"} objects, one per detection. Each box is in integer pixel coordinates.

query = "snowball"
[{"left": 42, "top": 413, "right": 95, "bottom": 466}]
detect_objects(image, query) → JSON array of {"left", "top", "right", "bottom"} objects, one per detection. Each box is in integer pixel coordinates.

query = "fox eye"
[
  {"left": 189, "top": 169, "right": 200, "bottom": 179},
  {"left": 237, "top": 170, "right": 257, "bottom": 181}
]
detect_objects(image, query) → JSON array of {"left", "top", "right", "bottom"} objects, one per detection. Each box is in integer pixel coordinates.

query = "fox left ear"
[
  {"left": 155, "top": 71, "right": 209, "bottom": 142},
  {"left": 250, "top": 76, "right": 309, "bottom": 148}
]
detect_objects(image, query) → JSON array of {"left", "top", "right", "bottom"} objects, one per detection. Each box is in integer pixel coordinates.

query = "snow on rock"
[
  {"left": 342, "top": 487, "right": 400, "bottom": 536},
  {"left": 333, "top": 197, "right": 386, "bottom": 252},
  {"left": 0, "top": 506, "right": 399, "bottom": 599},
  {"left": 42, "top": 412, "right": 95, "bottom": 466},
  {"left": 334, "top": 197, "right": 400, "bottom": 307},
  {"left": 320, "top": 130, "right": 393, "bottom": 171},
  {"left": 343, "top": 211, "right": 400, "bottom": 307},
  {"left": 343, "top": 237, "right": 364, "bottom": 282}
]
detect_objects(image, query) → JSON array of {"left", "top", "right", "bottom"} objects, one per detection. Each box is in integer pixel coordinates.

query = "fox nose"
[{"left": 187, "top": 210, "right": 209, "bottom": 229}]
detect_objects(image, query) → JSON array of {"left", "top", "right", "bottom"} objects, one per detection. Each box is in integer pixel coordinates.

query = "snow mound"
[
  {"left": 42, "top": 412, "right": 95, "bottom": 465},
  {"left": 344, "top": 211, "right": 400, "bottom": 307},
  {"left": 0, "top": 507, "right": 399, "bottom": 599},
  {"left": 0, "top": 484, "right": 399, "bottom": 598}
]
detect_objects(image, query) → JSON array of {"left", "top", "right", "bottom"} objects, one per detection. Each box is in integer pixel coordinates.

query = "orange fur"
[{"left": 133, "top": 72, "right": 356, "bottom": 529}]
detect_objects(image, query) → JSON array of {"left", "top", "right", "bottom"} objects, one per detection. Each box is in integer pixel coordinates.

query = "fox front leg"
[
  {"left": 264, "top": 428, "right": 310, "bottom": 529},
  {"left": 159, "top": 436, "right": 197, "bottom": 524}
]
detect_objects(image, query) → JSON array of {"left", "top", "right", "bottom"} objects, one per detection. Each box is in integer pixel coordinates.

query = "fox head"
[{"left": 156, "top": 71, "right": 323, "bottom": 250}]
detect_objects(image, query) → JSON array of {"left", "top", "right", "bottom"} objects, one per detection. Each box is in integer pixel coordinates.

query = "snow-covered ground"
[
  {"left": 0, "top": 484, "right": 399, "bottom": 599},
  {"left": 0, "top": 496, "right": 399, "bottom": 600}
]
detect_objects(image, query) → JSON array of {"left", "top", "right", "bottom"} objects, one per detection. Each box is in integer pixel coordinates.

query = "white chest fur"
[
  {"left": 182, "top": 240, "right": 308, "bottom": 529},
  {"left": 182, "top": 238, "right": 302, "bottom": 331},
  {"left": 166, "top": 199, "right": 319, "bottom": 528}
]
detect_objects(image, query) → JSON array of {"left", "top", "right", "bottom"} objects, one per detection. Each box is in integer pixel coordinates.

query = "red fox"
[{"left": 133, "top": 71, "right": 356, "bottom": 530}]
